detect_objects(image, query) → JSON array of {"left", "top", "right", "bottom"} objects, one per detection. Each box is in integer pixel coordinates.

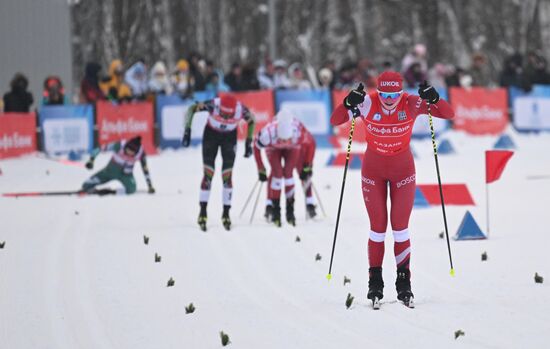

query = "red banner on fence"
[
  {"left": 220, "top": 90, "right": 275, "bottom": 139},
  {"left": 0, "top": 113, "right": 37, "bottom": 159},
  {"left": 332, "top": 90, "right": 368, "bottom": 145},
  {"left": 96, "top": 101, "right": 156, "bottom": 153},
  {"left": 450, "top": 87, "right": 508, "bottom": 135}
]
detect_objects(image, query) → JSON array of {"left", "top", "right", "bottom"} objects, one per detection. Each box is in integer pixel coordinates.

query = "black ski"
[
  {"left": 2, "top": 190, "right": 86, "bottom": 198},
  {"left": 2, "top": 188, "right": 117, "bottom": 198}
]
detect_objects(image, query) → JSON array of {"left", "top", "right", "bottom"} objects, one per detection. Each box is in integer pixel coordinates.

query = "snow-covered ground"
[{"left": 1, "top": 128, "right": 550, "bottom": 348}]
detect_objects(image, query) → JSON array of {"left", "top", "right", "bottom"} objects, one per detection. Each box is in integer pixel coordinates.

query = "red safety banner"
[
  {"left": 219, "top": 90, "right": 275, "bottom": 139},
  {"left": 0, "top": 113, "right": 37, "bottom": 159},
  {"left": 450, "top": 87, "right": 509, "bottom": 135},
  {"left": 332, "top": 90, "right": 368, "bottom": 145},
  {"left": 96, "top": 101, "right": 156, "bottom": 153}
]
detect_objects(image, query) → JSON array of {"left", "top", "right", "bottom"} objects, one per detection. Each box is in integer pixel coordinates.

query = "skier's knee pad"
[
  {"left": 369, "top": 230, "right": 386, "bottom": 242},
  {"left": 222, "top": 168, "right": 233, "bottom": 188},
  {"left": 393, "top": 228, "right": 410, "bottom": 242},
  {"left": 270, "top": 177, "right": 283, "bottom": 190},
  {"left": 284, "top": 177, "right": 294, "bottom": 187},
  {"left": 202, "top": 165, "right": 215, "bottom": 179}
]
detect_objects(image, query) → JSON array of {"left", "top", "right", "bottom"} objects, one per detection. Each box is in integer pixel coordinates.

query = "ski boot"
[
  {"left": 286, "top": 197, "right": 296, "bottom": 226},
  {"left": 367, "top": 267, "right": 384, "bottom": 310},
  {"left": 395, "top": 267, "right": 414, "bottom": 308},
  {"left": 222, "top": 205, "right": 231, "bottom": 231},
  {"left": 306, "top": 204, "right": 317, "bottom": 219},
  {"left": 272, "top": 199, "right": 282, "bottom": 227},
  {"left": 198, "top": 202, "right": 207, "bottom": 232},
  {"left": 264, "top": 204, "right": 274, "bottom": 222}
]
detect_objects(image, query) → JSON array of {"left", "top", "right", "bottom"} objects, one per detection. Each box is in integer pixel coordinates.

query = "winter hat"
[
  {"left": 219, "top": 95, "right": 238, "bottom": 116},
  {"left": 318, "top": 68, "right": 333, "bottom": 83},
  {"left": 273, "top": 59, "right": 287, "bottom": 69},
  {"left": 377, "top": 71, "right": 403, "bottom": 92},
  {"left": 276, "top": 109, "right": 294, "bottom": 140},
  {"left": 176, "top": 59, "right": 189, "bottom": 71},
  {"left": 125, "top": 136, "right": 142, "bottom": 152}
]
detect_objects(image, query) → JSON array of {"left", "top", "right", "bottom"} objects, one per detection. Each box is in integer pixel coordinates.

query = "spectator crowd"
[{"left": 3, "top": 44, "right": 550, "bottom": 112}]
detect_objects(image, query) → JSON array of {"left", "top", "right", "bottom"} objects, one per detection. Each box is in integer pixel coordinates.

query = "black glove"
[
  {"left": 148, "top": 186, "right": 156, "bottom": 194},
  {"left": 344, "top": 83, "right": 366, "bottom": 113},
  {"left": 258, "top": 169, "right": 267, "bottom": 182},
  {"left": 300, "top": 165, "right": 312, "bottom": 180},
  {"left": 182, "top": 128, "right": 191, "bottom": 147},
  {"left": 244, "top": 138, "right": 253, "bottom": 158},
  {"left": 85, "top": 160, "right": 94, "bottom": 170},
  {"left": 418, "top": 81, "right": 440, "bottom": 104}
]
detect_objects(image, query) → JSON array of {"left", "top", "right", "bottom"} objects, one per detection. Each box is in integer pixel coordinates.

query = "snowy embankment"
[{"left": 1, "top": 128, "right": 549, "bottom": 348}]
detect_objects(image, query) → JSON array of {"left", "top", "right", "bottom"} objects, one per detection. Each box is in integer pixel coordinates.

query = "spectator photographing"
[{"left": 3, "top": 73, "right": 33, "bottom": 112}]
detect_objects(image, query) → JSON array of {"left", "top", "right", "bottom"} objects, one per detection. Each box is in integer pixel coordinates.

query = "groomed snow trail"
[{"left": 1, "top": 130, "right": 549, "bottom": 348}]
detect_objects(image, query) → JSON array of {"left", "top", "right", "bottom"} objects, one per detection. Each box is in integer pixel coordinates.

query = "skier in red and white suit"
[
  {"left": 295, "top": 126, "right": 317, "bottom": 218},
  {"left": 330, "top": 71, "right": 454, "bottom": 304},
  {"left": 263, "top": 121, "right": 317, "bottom": 221},
  {"left": 254, "top": 109, "right": 302, "bottom": 227}
]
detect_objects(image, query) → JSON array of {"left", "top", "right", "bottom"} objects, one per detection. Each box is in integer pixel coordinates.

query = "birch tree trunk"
[
  {"left": 159, "top": 0, "right": 175, "bottom": 69},
  {"left": 219, "top": 0, "right": 231, "bottom": 71},
  {"left": 101, "top": 0, "right": 119, "bottom": 64},
  {"left": 539, "top": 0, "right": 550, "bottom": 60},
  {"left": 439, "top": 0, "right": 470, "bottom": 68},
  {"left": 518, "top": 0, "right": 538, "bottom": 55}
]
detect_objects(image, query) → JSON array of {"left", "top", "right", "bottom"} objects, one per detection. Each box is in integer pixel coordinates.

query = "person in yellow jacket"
[
  {"left": 171, "top": 59, "right": 194, "bottom": 98},
  {"left": 100, "top": 59, "right": 132, "bottom": 102}
]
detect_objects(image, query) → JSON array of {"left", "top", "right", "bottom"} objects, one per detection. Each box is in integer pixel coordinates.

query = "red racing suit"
[
  {"left": 254, "top": 119, "right": 303, "bottom": 200},
  {"left": 330, "top": 91, "right": 454, "bottom": 269},
  {"left": 296, "top": 127, "right": 316, "bottom": 205}
]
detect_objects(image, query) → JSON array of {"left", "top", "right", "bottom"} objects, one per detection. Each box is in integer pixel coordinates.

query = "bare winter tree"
[{"left": 71, "top": 0, "right": 548, "bottom": 86}]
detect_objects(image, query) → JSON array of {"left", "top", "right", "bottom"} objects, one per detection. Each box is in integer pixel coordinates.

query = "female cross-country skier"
[
  {"left": 182, "top": 95, "right": 255, "bottom": 231},
  {"left": 82, "top": 136, "right": 155, "bottom": 195},
  {"left": 263, "top": 120, "right": 317, "bottom": 222},
  {"left": 254, "top": 109, "right": 303, "bottom": 227},
  {"left": 330, "top": 71, "right": 454, "bottom": 307}
]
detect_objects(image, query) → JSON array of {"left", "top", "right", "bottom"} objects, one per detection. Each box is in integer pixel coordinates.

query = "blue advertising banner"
[
  {"left": 38, "top": 104, "right": 94, "bottom": 155},
  {"left": 155, "top": 91, "right": 216, "bottom": 148},
  {"left": 275, "top": 89, "right": 332, "bottom": 147},
  {"left": 275, "top": 89, "right": 332, "bottom": 136},
  {"left": 509, "top": 85, "right": 550, "bottom": 132}
]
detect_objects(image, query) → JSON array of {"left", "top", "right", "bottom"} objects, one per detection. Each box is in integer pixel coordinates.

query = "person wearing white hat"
[{"left": 253, "top": 109, "right": 302, "bottom": 226}]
